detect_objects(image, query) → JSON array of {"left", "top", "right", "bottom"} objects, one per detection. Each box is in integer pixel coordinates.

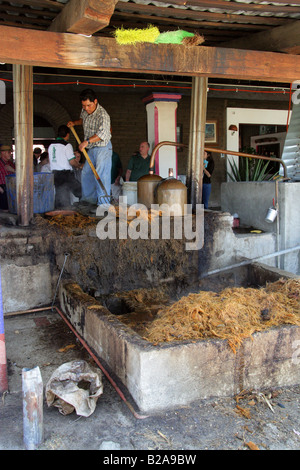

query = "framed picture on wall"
[
  {"left": 176, "top": 124, "right": 183, "bottom": 151},
  {"left": 205, "top": 121, "right": 217, "bottom": 144}
]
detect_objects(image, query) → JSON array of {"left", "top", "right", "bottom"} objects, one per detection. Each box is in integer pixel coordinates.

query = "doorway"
[{"left": 226, "top": 108, "right": 289, "bottom": 180}]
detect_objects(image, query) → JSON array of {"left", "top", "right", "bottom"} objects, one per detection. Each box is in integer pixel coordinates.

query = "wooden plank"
[
  {"left": 1, "top": 26, "right": 300, "bottom": 82},
  {"left": 13, "top": 64, "right": 33, "bottom": 227},
  {"left": 221, "top": 20, "right": 300, "bottom": 55},
  {"left": 49, "top": 0, "right": 118, "bottom": 34}
]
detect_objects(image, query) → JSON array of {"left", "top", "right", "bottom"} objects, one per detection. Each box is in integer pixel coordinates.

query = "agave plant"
[{"left": 227, "top": 150, "right": 278, "bottom": 182}]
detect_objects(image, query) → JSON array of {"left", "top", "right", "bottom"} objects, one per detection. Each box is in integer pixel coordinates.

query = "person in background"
[
  {"left": 69, "top": 150, "right": 85, "bottom": 204},
  {"left": 40, "top": 152, "right": 51, "bottom": 172},
  {"left": 73, "top": 150, "right": 85, "bottom": 183},
  {"left": 0, "top": 144, "right": 15, "bottom": 211},
  {"left": 111, "top": 150, "right": 123, "bottom": 201},
  {"left": 74, "top": 150, "right": 85, "bottom": 169},
  {"left": 48, "top": 125, "right": 82, "bottom": 208},
  {"left": 67, "top": 88, "right": 112, "bottom": 206},
  {"left": 33, "top": 147, "right": 42, "bottom": 171},
  {"left": 202, "top": 151, "right": 214, "bottom": 209},
  {"left": 125, "top": 142, "right": 151, "bottom": 181}
]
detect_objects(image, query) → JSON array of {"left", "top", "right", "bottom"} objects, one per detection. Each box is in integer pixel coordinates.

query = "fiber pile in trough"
[
  {"left": 114, "top": 288, "right": 170, "bottom": 336},
  {"left": 116, "top": 288, "right": 170, "bottom": 314},
  {"left": 38, "top": 213, "right": 97, "bottom": 234},
  {"left": 145, "top": 279, "right": 300, "bottom": 353},
  {"left": 107, "top": 205, "right": 162, "bottom": 222}
]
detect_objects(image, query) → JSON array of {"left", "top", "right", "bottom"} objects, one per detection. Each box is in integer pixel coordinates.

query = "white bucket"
[
  {"left": 265, "top": 206, "right": 278, "bottom": 223},
  {"left": 122, "top": 182, "right": 138, "bottom": 205}
]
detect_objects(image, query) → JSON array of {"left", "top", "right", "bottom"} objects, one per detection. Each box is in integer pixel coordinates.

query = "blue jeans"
[
  {"left": 81, "top": 143, "right": 112, "bottom": 205},
  {"left": 202, "top": 183, "right": 211, "bottom": 209}
]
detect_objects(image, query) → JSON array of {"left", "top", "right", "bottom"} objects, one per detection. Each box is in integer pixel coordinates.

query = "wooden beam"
[
  {"left": 221, "top": 20, "right": 300, "bottom": 55},
  {"left": 13, "top": 64, "right": 33, "bottom": 226},
  {"left": 1, "top": 26, "right": 300, "bottom": 83},
  {"left": 49, "top": 0, "right": 118, "bottom": 35},
  {"left": 187, "top": 77, "right": 207, "bottom": 209}
]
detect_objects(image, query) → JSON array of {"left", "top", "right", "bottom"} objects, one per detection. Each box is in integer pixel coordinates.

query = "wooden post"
[
  {"left": 187, "top": 77, "right": 208, "bottom": 210},
  {"left": 13, "top": 65, "right": 33, "bottom": 226}
]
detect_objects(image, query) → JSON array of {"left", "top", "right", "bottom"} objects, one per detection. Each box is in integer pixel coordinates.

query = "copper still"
[
  {"left": 137, "top": 141, "right": 187, "bottom": 212},
  {"left": 137, "top": 140, "right": 288, "bottom": 215},
  {"left": 156, "top": 172, "right": 187, "bottom": 216},
  {"left": 137, "top": 173, "right": 162, "bottom": 208}
]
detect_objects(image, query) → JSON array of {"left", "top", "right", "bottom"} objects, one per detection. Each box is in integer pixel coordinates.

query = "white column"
[{"left": 143, "top": 93, "right": 181, "bottom": 178}]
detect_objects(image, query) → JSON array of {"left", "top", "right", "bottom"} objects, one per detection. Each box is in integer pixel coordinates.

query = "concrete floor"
[{"left": 1, "top": 309, "right": 300, "bottom": 451}]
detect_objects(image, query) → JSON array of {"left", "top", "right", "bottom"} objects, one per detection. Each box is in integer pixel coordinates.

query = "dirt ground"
[{"left": 1, "top": 309, "right": 300, "bottom": 452}]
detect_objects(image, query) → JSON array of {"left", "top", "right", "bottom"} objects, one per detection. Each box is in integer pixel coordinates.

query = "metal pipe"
[
  {"left": 275, "top": 179, "right": 280, "bottom": 268},
  {"left": 53, "top": 305, "right": 149, "bottom": 420},
  {"left": 205, "top": 146, "right": 288, "bottom": 179},
  {"left": 199, "top": 245, "right": 300, "bottom": 279},
  {"left": 4, "top": 306, "right": 52, "bottom": 318},
  {"left": 5, "top": 304, "right": 149, "bottom": 420},
  {"left": 51, "top": 252, "right": 69, "bottom": 310},
  {"left": 0, "top": 267, "right": 8, "bottom": 393},
  {"left": 149, "top": 142, "right": 288, "bottom": 179},
  {"left": 149, "top": 141, "right": 187, "bottom": 173}
]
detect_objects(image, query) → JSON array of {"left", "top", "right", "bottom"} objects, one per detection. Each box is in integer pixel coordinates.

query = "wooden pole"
[
  {"left": 187, "top": 77, "right": 208, "bottom": 210},
  {"left": 70, "top": 126, "right": 109, "bottom": 197},
  {"left": 13, "top": 65, "right": 33, "bottom": 226}
]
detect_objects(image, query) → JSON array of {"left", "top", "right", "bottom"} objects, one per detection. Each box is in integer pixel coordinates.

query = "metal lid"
[
  {"left": 138, "top": 174, "right": 163, "bottom": 182},
  {"left": 157, "top": 178, "right": 187, "bottom": 190}
]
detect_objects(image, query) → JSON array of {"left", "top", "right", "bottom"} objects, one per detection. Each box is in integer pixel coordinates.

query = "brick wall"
[{"left": 0, "top": 85, "right": 289, "bottom": 207}]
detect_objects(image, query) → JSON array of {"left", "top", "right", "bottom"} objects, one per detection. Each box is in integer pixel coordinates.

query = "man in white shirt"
[{"left": 48, "top": 125, "right": 81, "bottom": 208}]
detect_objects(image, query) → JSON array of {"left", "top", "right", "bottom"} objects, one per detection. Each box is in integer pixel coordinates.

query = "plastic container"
[
  {"left": 232, "top": 213, "right": 240, "bottom": 228},
  {"left": 122, "top": 181, "right": 138, "bottom": 205},
  {"left": 5, "top": 172, "right": 55, "bottom": 214}
]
